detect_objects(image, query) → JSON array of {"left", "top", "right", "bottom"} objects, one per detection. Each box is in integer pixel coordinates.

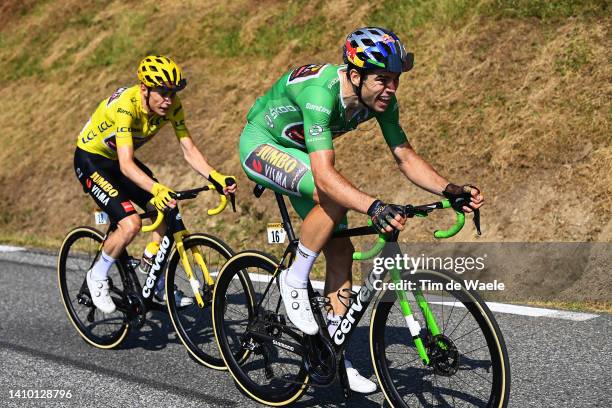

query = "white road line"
[
  {"left": 244, "top": 273, "right": 599, "bottom": 321},
  {"left": 0, "top": 245, "right": 25, "bottom": 252},
  {"left": 1, "top": 245, "right": 600, "bottom": 322}
]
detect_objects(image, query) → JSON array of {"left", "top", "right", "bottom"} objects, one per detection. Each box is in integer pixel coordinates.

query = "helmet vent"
[
  {"left": 362, "top": 38, "right": 375, "bottom": 46},
  {"left": 371, "top": 51, "right": 384, "bottom": 61},
  {"left": 379, "top": 43, "right": 392, "bottom": 55},
  {"left": 149, "top": 65, "right": 158, "bottom": 72},
  {"left": 354, "top": 30, "right": 364, "bottom": 35},
  {"left": 161, "top": 69, "right": 171, "bottom": 82}
]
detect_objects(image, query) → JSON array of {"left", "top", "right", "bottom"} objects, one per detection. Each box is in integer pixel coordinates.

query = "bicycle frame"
[
  {"left": 99, "top": 205, "right": 215, "bottom": 316},
  {"left": 255, "top": 190, "right": 453, "bottom": 367}
]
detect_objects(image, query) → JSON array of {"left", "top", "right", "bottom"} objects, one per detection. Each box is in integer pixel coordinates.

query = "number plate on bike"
[
  {"left": 94, "top": 211, "right": 109, "bottom": 225},
  {"left": 267, "top": 223, "right": 286, "bottom": 244}
]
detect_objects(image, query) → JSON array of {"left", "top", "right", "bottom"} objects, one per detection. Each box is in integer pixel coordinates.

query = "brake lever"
[
  {"left": 226, "top": 178, "right": 236, "bottom": 212},
  {"left": 473, "top": 209, "right": 482, "bottom": 235}
]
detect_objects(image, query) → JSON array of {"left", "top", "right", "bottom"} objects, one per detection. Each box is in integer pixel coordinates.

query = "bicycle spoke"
[
  {"left": 450, "top": 371, "right": 491, "bottom": 404},
  {"left": 460, "top": 344, "right": 489, "bottom": 358},
  {"left": 447, "top": 309, "right": 470, "bottom": 338},
  {"left": 451, "top": 326, "right": 482, "bottom": 343}
]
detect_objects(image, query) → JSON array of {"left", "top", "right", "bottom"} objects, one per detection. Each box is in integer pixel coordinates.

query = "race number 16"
[{"left": 267, "top": 223, "right": 287, "bottom": 244}]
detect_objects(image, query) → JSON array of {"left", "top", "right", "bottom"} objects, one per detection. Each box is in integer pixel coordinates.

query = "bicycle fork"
[
  {"left": 389, "top": 267, "right": 442, "bottom": 366},
  {"left": 173, "top": 230, "right": 214, "bottom": 308}
]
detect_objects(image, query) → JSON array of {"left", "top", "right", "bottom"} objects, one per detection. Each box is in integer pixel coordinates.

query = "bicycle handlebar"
[
  {"left": 352, "top": 199, "right": 479, "bottom": 261},
  {"left": 141, "top": 184, "right": 234, "bottom": 232}
]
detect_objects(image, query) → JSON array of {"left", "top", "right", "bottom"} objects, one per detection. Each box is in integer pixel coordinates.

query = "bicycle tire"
[
  {"left": 212, "top": 251, "right": 309, "bottom": 406},
  {"left": 57, "top": 226, "right": 130, "bottom": 349},
  {"left": 370, "top": 269, "right": 510, "bottom": 408},
  {"left": 165, "top": 233, "right": 236, "bottom": 370}
]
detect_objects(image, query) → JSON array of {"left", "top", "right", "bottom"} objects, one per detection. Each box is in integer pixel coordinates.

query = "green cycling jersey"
[{"left": 246, "top": 63, "right": 408, "bottom": 152}]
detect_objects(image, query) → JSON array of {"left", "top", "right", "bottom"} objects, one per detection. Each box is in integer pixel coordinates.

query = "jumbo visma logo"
[
  {"left": 255, "top": 145, "right": 299, "bottom": 173},
  {"left": 245, "top": 144, "right": 308, "bottom": 195},
  {"left": 88, "top": 171, "right": 119, "bottom": 206}
]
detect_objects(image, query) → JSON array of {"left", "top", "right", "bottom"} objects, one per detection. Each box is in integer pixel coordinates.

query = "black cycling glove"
[
  {"left": 443, "top": 183, "right": 479, "bottom": 211},
  {"left": 367, "top": 200, "right": 405, "bottom": 234}
]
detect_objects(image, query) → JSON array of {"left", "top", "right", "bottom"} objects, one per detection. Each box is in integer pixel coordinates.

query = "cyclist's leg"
[
  {"left": 113, "top": 159, "right": 184, "bottom": 302},
  {"left": 240, "top": 125, "right": 348, "bottom": 317},
  {"left": 288, "top": 197, "right": 352, "bottom": 315},
  {"left": 240, "top": 126, "right": 375, "bottom": 391},
  {"left": 322, "top": 237, "right": 354, "bottom": 316},
  {"left": 74, "top": 148, "right": 142, "bottom": 312},
  {"left": 117, "top": 156, "right": 168, "bottom": 242},
  {"left": 240, "top": 122, "right": 348, "bottom": 247},
  {"left": 240, "top": 125, "right": 326, "bottom": 333},
  {"left": 74, "top": 149, "right": 143, "bottom": 255}
]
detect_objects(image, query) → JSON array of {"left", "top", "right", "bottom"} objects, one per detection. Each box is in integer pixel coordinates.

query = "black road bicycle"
[
  {"left": 58, "top": 185, "right": 248, "bottom": 369},
  {"left": 212, "top": 185, "right": 510, "bottom": 407}
]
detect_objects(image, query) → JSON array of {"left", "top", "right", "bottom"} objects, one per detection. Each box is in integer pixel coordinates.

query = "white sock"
[
  {"left": 286, "top": 241, "right": 319, "bottom": 288},
  {"left": 90, "top": 250, "right": 115, "bottom": 280}
]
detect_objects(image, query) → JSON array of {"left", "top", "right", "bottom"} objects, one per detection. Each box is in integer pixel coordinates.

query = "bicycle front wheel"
[
  {"left": 165, "top": 233, "right": 235, "bottom": 370},
  {"left": 212, "top": 251, "right": 309, "bottom": 406},
  {"left": 370, "top": 269, "right": 510, "bottom": 407},
  {"left": 57, "top": 226, "right": 130, "bottom": 349}
]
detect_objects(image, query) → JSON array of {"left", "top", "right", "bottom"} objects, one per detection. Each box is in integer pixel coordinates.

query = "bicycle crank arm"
[{"left": 247, "top": 330, "right": 305, "bottom": 357}]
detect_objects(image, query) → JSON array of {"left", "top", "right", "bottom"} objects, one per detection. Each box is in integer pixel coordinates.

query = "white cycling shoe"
[
  {"left": 86, "top": 269, "right": 116, "bottom": 314},
  {"left": 278, "top": 269, "right": 318, "bottom": 335},
  {"left": 155, "top": 287, "right": 194, "bottom": 307},
  {"left": 345, "top": 358, "right": 377, "bottom": 394}
]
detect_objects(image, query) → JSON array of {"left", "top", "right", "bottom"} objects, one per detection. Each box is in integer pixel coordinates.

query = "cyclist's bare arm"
[
  {"left": 117, "top": 144, "right": 157, "bottom": 192},
  {"left": 391, "top": 141, "right": 484, "bottom": 211},
  {"left": 310, "top": 149, "right": 375, "bottom": 214},
  {"left": 179, "top": 136, "right": 214, "bottom": 177},
  {"left": 179, "top": 136, "right": 237, "bottom": 195},
  {"left": 391, "top": 141, "right": 449, "bottom": 195}
]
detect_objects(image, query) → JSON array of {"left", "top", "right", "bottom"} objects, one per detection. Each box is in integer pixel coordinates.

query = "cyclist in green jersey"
[
  {"left": 239, "top": 27, "right": 484, "bottom": 393},
  {"left": 74, "top": 56, "right": 237, "bottom": 314}
]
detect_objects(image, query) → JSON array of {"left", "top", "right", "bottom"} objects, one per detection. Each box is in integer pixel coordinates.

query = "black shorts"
[{"left": 74, "top": 148, "right": 155, "bottom": 222}]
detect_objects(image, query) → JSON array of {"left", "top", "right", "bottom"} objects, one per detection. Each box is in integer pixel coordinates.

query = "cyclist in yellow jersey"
[{"left": 74, "top": 55, "right": 237, "bottom": 314}]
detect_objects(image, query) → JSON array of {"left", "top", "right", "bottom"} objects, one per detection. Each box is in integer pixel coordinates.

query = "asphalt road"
[{"left": 0, "top": 249, "right": 610, "bottom": 407}]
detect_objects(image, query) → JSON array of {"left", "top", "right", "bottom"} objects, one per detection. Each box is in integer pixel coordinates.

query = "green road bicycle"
[
  {"left": 58, "top": 185, "right": 246, "bottom": 370},
  {"left": 212, "top": 185, "right": 510, "bottom": 407}
]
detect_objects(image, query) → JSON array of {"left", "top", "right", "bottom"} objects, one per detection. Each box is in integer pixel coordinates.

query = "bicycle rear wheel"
[
  {"left": 370, "top": 269, "right": 510, "bottom": 407},
  {"left": 165, "top": 233, "right": 235, "bottom": 370},
  {"left": 212, "top": 251, "right": 309, "bottom": 406},
  {"left": 57, "top": 226, "right": 130, "bottom": 349}
]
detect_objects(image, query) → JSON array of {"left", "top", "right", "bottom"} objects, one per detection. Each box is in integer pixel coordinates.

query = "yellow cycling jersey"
[{"left": 77, "top": 85, "right": 189, "bottom": 160}]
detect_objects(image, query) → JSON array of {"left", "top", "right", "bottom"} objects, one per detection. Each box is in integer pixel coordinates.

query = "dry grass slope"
[{"left": 0, "top": 0, "right": 609, "bottom": 252}]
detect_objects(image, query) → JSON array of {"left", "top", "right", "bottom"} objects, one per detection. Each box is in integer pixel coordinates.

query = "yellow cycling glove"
[
  {"left": 208, "top": 170, "right": 237, "bottom": 195},
  {"left": 150, "top": 182, "right": 175, "bottom": 211}
]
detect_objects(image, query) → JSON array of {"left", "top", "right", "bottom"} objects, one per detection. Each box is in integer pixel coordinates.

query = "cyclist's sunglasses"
[{"left": 151, "top": 78, "right": 187, "bottom": 98}]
